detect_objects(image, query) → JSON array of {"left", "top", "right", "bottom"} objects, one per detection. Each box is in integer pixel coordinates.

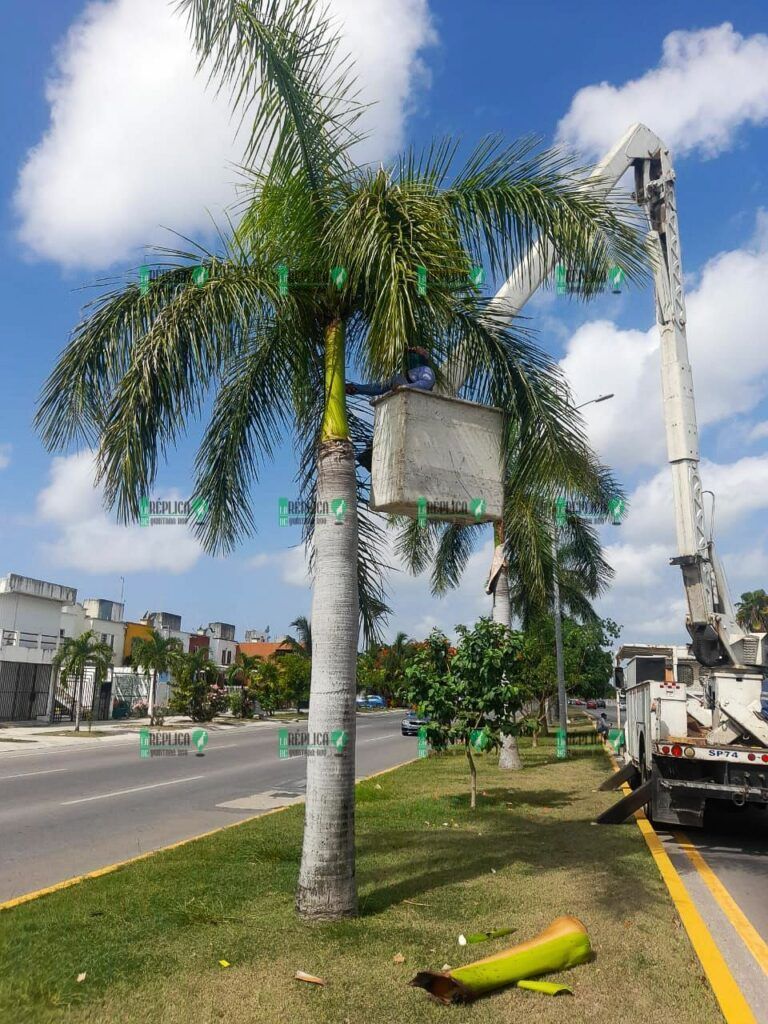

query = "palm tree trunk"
[
  {"left": 74, "top": 673, "right": 83, "bottom": 732},
  {"left": 297, "top": 320, "right": 359, "bottom": 920},
  {"left": 148, "top": 670, "right": 156, "bottom": 723},
  {"left": 491, "top": 541, "right": 522, "bottom": 772}
]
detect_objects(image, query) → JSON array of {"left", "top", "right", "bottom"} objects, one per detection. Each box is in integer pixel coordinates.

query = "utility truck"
[
  {"left": 477, "top": 123, "right": 768, "bottom": 828},
  {"left": 586, "top": 127, "right": 768, "bottom": 827}
]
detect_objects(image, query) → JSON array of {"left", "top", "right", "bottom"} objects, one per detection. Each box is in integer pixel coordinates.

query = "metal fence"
[{"left": 0, "top": 662, "right": 53, "bottom": 721}]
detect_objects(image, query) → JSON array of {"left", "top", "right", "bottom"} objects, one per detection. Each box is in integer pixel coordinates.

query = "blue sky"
[{"left": 2, "top": 1, "right": 768, "bottom": 646}]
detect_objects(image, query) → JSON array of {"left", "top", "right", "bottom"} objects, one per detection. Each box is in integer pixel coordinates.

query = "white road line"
[
  {"left": 0, "top": 768, "right": 70, "bottom": 781},
  {"left": 62, "top": 775, "right": 205, "bottom": 805}
]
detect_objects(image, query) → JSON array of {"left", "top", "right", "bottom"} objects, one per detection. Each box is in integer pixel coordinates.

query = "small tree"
[
  {"left": 279, "top": 653, "right": 311, "bottom": 713},
  {"left": 131, "top": 629, "right": 183, "bottom": 724},
  {"left": 169, "top": 649, "right": 228, "bottom": 722},
  {"left": 405, "top": 619, "right": 530, "bottom": 808},
  {"left": 52, "top": 631, "right": 114, "bottom": 732}
]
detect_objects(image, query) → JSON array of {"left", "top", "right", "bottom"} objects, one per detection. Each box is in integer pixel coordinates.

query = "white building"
[
  {"left": 206, "top": 622, "right": 238, "bottom": 668},
  {"left": 0, "top": 573, "right": 126, "bottom": 722},
  {"left": 0, "top": 573, "right": 75, "bottom": 720}
]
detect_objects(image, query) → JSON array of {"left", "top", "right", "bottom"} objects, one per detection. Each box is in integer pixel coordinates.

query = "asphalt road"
[
  {"left": 0, "top": 710, "right": 415, "bottom": 903},
  {"left": 585, "top": 702, "right": 768, "bottom": 1019}
]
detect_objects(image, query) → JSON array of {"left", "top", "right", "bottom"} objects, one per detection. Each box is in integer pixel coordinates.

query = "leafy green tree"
[
  {"left": 36, "top": 0, "right": 644, "bottom": 919},
  {"left": 169, "top": 648, "right": 228, "bottom": 721},
  {"left": 279, "top": 652, "right": 312, "bottom": 713},
  {"left": 405, "top": 620, "right": 530, "bottom": 808},
  {"left": 131, "top": 629, "right": 183, "bottom": 725},
  {"left": 735, "top": 590, "right": 768, "bottom": 632},
  {"left": 52, "top": 630, "right": 114, "bottom": 732},
  {"left": 518, "top": 614, "right": 620, "bottom": 741}
]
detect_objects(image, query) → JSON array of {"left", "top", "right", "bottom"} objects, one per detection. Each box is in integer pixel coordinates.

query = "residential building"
[
  {"left": 206, "top": 622, "right": 237, "bottom": 668},
  {"left": 0, "top": 573, "right": 74, "bottom": 721}
]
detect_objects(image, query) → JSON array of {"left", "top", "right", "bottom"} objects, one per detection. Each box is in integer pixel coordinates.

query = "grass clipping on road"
[{"left": 0, "top": 741, "right": 720, "bottom": 1024}]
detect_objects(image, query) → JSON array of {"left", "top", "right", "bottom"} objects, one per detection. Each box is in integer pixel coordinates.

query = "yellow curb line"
[
  {"left": 604, "top": 748, "right": 757, "bottom": 1024},
  {"left": 0, "top": 755, "right": 421, "bottom": 912},
  {"left": 674, "top": 831, "right": 768, "bottom": 977}
]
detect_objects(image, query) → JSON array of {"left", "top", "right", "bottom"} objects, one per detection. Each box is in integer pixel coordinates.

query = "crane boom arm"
[{"left": 448, "top": 122, "right": 758, "bottom": 669}]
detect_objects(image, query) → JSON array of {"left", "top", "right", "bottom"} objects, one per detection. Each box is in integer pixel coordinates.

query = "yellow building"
[{"left": 123, "top": 621, "right": 153, "bottom": 663}]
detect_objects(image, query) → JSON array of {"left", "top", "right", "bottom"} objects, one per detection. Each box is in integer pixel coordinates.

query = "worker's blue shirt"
[{"left": 351, "top": 365, "right": 435, "bottom": 397}]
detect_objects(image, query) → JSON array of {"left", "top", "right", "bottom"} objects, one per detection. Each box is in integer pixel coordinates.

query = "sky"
[{"left": 1, "top": 0, "right": 768, "bottom": 649}]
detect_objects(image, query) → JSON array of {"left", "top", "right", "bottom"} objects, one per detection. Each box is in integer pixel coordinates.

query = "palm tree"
[
  {"left": 227, "top": 651, "right": 264, "bottom": 685},
  {"left": 289, "top": 615, "right": 312, "bottom": 656},
  {"left": 735, "top": 590, "right": 768, "bottom": 632},
  {"left": 52, "top": 631, "right": 114, "bottom": 732},
  {"left": 227, "top": 651, "right": 264, "bottom": 716},
  {"left": 36, "top": 0, "right": 645, "bottom": 918},
  {"left": 131, "top": 630, "right": 183, "bottom": 724}
]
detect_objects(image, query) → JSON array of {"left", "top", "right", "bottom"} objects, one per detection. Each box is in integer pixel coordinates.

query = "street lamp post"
[{"left": 553, "top": 392, "right": 615, "bottom": 758}]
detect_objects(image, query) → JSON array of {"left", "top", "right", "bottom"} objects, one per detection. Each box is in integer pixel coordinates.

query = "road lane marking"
[
  {"left": 0, "top": 768, "right": 69, "bottom": 781},
  {"left": 674, "top": 831, "right": 768, "bottom": 976},
  {"left": 62, "top": 776, "right": 205, "bottom": 805},
  {"left": 1, "top": 756, "right": 419, "bottom": 911},
  {"left": 605, "top": 748, "right": 757, "bottom": 1024}
]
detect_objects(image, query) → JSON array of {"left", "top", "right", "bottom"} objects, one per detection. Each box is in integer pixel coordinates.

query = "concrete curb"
[{"left": 0, "top": 755, "right": 420, "bottom": 912}]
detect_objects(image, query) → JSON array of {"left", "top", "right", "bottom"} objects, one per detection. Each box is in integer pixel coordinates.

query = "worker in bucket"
[
  {"left": 346, "top": 347, "right": 435, "bottom": 471},
  {"left": 345, "top": 346, "right": 435, "bottom": 399}
]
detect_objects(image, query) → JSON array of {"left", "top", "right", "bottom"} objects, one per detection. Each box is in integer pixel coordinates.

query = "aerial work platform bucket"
[{"left": 369, "top": 389, "right": 504, "bottom": 523}]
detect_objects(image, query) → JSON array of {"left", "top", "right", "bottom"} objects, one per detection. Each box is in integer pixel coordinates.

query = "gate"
[
  {"left": 51, "top": 670, "right": 113, "bottom": 723},
  {"left": 0, "top": 662, "right": 53, "bottom": 721}
]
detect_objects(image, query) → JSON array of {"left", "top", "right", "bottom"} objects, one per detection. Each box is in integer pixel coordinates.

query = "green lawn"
[{"left": 0, "top": 741, "right": 721, "bottom": 1024}]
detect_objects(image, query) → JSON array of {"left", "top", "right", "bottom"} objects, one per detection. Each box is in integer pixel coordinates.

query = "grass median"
[{"left": 0, "top": 740, "right": 720, "bottom": 1024}]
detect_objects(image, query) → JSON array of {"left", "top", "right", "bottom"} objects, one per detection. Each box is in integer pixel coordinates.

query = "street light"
[{"left": 553, "top": 393, "right": 616, "bottom": 757}]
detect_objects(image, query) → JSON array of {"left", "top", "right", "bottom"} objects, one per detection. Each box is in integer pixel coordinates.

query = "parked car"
[
  {"left": 596, "top": 698, "right": 606, "bottom": 708},
  {"left": 356, "top": 694, "right": 386, "bottom": 709},
  {"left": 401, "top": 711, "right": 429, "bottom": 736},
  {"left": 586, "top": 699, "right": 598, "bottom": 709},
  {"left": 572, "top": 698, "right": 586, "bottom": 706}
]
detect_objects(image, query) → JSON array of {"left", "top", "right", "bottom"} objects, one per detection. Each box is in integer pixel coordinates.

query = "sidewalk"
[{"left": 0, "top": 716, "right": 272, "bottom": 755}]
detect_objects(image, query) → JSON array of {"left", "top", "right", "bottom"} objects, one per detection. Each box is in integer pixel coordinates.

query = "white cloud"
[
  {"left": 563, "top": 213, "right": 768, "bottom": 470},
  {"left": 748, "top": 421, "right": 768, "bottom": 442},
  {"left": 0, "top": 444, "right": 11, "bottom": 470},
  {"left": 37, "top": 452, "right": 203, "bottom": 573},
  {"left": 249, "top": 546, "right": 311, "bottom": 589},
  {"left": 15, "top": 0, "right": 436, "bottom": 268},
  {"left": 557, "top": 23, "right": 768, "bottom": 159}
]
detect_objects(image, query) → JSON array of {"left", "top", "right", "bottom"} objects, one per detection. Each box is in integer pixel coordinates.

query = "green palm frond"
[{"left": 177, "top": 0, "right": 365, "bottom": 188}]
